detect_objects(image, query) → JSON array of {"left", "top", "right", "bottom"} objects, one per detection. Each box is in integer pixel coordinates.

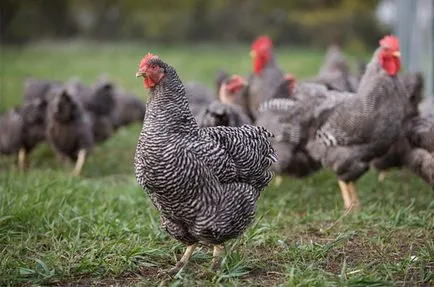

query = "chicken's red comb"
[
  {"left": 252, "top": 35, "right": 273, "bottom": 51},
  {"left": 139, "top": 53, "right": 159, "bottom": 69},
  {"left": 379, "top": 35, "right": 399, "bottom": 50}
]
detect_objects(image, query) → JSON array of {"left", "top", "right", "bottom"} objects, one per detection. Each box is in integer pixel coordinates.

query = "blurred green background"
[{"left": 2, "top": 0, "right": 385, "bottom": 50}]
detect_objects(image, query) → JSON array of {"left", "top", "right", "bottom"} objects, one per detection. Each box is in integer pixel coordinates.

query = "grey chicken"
[
  {"left": 305, "top": 45, "right": 359, "bottom": 92},
  {"left": 46, "top": 88, "right": 93, "bottom": 176},
  {"left": 134, "top": 53, "right": 276, "bottom": 274},
  {"left": 198, "top": 74, "right": 251, "bottom": 128},
  {"left": 0, "top": 108, "right": 24, "bottom": 156},
  {"left": 402, "top": 97, "right": 434, "bottom": 187},
  {"left": 370, "top": 72, "right": 425, "bottom": 179},
  {"left": 306, "top": 35, "right": 408, "bottom": 211},
  {"left": 67, "top": 78, "right": 116, "bottom": 143},
  {"left": 246, "top": 35, "right": 289, "bottom": 120},
  {"left": 111, "top": 89, "right": 146, "bottom": 130},
  {"left": 197, "top": 101, "right": 252, "bottom": 128},
  {"left": 23, "top": 78, "right": 61, "bottom": 103},
  {"left": 256, "top": 98, "right": 323, "bottom": 181},
  {"left": 184, "top": 82, "right": 215, "bottom": 119}
]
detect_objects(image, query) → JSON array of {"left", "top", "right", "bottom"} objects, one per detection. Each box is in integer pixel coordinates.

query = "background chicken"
[
  {"left": 306, "top": 35, "right": 408, "bottom": 211},
  {"left": 370, "top": 72, "right": 425, "bottom": 180},
  {"left": 111, "top": 89, "right": 146, "bottom": 130},
  {"left": 67, "top": 78, "right": 116, "bottom": 143},
  {"left": 305, "top": 45, "right": 359, "bottom": 92},
  {"left": 45, "top": 88, "right": 93, "bottom": 176},
  {"left": 184, "top": 82, "right": 215, "bottom": 120},
  {"left": 134, "top": 53, "right": 275, "bottom": 274},
  {"left": 0, "top": 108, "right": 24, "bottom": 158},
  {"left": 198, "top": 74, "right": 251, "bottom": 127},
  {"left": 246, "top": 36, "right": 289, "bottom": 120}
]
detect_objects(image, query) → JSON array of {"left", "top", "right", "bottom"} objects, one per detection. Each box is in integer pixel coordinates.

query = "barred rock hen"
[
  {"left": 370, "top": 72, "right": 425, "bottom": 179},
  {"left": 256, "top": 99, "right": 322, "bottom": 180},
  {"left": 246, "top": 36, "right": 288, "bottom": 120},
  {"left": 134, "top": 53, "right": 276, "bottom": 274},
  {"left": 306, "top": 35, "right": 408, "bottom": 211},
  {"left": 46, "top": 88, "right": 93, "bottom": 176}
]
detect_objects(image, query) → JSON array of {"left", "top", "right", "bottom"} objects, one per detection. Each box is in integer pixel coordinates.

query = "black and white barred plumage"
[{"left": 134, "top": 57, "right": 275, "bottom": 245}]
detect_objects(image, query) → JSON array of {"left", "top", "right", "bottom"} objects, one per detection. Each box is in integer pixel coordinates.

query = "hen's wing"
[{"left": 198, "top": 125, "right": 276, "bottom": 190}]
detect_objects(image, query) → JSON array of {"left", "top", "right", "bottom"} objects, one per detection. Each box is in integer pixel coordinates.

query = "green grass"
[{"left": 0, "top": 42, "right": 433, "bottom": 286}]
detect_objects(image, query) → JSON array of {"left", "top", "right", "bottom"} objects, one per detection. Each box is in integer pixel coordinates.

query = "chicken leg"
[
  {"left": 274, "top": 175, "right": 282, "bottom": 187},
  {"left": 378, "top": 171, "right": 387, "bottom": 182},
  {"left": 338, "top": 180, "right": 352, "bottom": 210},
  {"left": 210, "top": 244, "right": 224, "bottom": 271},
  {"left": 18, "top": 148, "right": 26, "bottom": 171},
  {"left": 72, "top": 149, "right": 87, "bottom": 176},
  {"left": 168, "top": 244, "right": 197, "bottom": 275},
  {"left": 338, "top": 180, "right": 360, "bottom": 211},
  {"left": 347, "top": 182, "right": 360, "bottom": 209}
]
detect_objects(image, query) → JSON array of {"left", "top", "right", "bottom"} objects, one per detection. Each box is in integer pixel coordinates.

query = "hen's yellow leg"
[
  {"left": 378, "top": 171, "right": 387, "bottom": 182},
  {"left": 18, "top": 148, "right": 26, "bottom": 171},
  {"left": 274, "top": 175, "right": 282, "bottom": 187},
  {"left": 168, "top": 244, "right": 197, "bottom": 276},
  {"left": 338, "top": 180, "right": 352, "bottom": 211},
  {"left": 211, "top": 245, "right": 224, "bottom": 271},
  {"left": 347, "top": 182, "right": 360, "bottom": 210},
  {"left": 72, "top": 149, "right": 87, "bottom": 176}
]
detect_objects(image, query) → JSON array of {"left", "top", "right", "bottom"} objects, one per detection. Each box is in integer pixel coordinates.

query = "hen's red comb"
[
  {"left": 379, "top": 35, "right": 399, "bottom": 50},
  {"left": 252, "top": 35, "right": 273, "bottom": 51},
  {"left": 139, "top": 53, "right": 158, "bottom": 70}
]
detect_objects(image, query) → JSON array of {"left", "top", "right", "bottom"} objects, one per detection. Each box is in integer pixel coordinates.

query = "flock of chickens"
[
  {"left": 1, "top": 34, "right": 433, "bottom": 273},
  {"left": 133, "top": 35, "right": 433, "bottom": 273},
  {"left": 0, "top": 76, "right": 146, "bottom": 175}
]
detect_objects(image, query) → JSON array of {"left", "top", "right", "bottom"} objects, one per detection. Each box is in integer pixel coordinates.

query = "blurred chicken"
[
  {"left": 111, "top": 89, "right": 146, "bottom": 129},
  {"left": 246, "top": 35, "right": 288, "bottom": 120},
  {"left": 67, "top": 78, "right": 116, "bottom": 143},
  {"left": 370, "top": 72, "right": 425, "bottom": 179},
  {"left": 184, "top": 82, "right": 215, "bottom": 120},
  {"left": 305, "top": 45, "right": 358, "bottom": 92},
  {"left": 46, "top": 88, "right": 93, "bottom": 176},
  {"left": 306, "top": 35, "right": 408, "bottom": 211},
  {"left": 0, "top": 108, "right": 24, "bottom": 156}
]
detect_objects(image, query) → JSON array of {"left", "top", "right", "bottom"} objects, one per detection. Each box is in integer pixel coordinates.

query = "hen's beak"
[
  {"left": 136, "top": 71, "right": 145, "bottom": 78},
  {"left": 249, "top": 50, "right": 256, "bottom": 58},
  {"left": 392, "top": 51, "right": 401, "bottom": 57}
]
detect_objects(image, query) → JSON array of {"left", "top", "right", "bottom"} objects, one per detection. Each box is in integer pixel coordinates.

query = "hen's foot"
[
  {"left": 168, "top": 244, "right": 197, "bottom": 276},
  {"left": 210, "top": 245, "right": 224, "bottom": 271}
]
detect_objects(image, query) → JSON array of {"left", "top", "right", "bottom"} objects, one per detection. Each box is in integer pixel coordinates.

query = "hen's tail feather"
[{"left": 201, "top": 124, "right": 276, "bottom": 191}]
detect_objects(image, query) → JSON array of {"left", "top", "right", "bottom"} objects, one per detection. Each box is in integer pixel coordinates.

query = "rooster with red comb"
[
  {"left": 134, "top": 52, "right": 276, "bottom": 274},
  {"left": 306, "top": 34, "right": 409, "bottom": 211},
  {"left": 246, "top": 35, "right": 291, "bottom": 120}
]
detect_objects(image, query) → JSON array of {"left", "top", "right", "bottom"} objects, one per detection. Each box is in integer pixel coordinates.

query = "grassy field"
[{"left": 0, "top": 42, "right": 433, "bottom": 286}]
